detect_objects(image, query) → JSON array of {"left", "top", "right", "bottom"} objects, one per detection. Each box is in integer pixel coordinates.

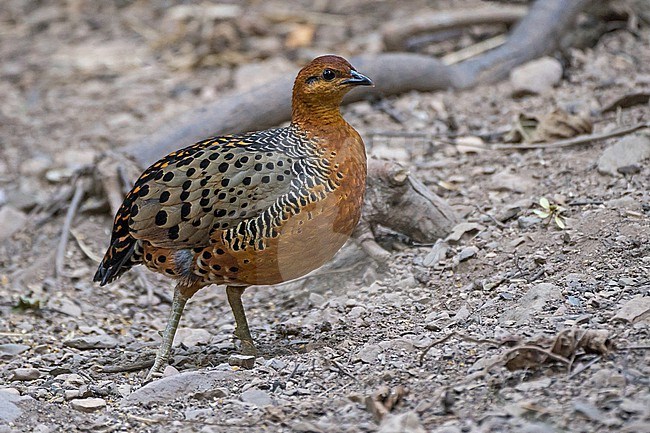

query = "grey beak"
[{"left": 343, "top": 69, "right": 373, "bottom": 86}]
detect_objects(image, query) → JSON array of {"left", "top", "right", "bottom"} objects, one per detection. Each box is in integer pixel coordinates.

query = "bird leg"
[
  {"left": 226, "top": 286, "right": 257, "bottom": 356},
  {"left": 145, "top": 284, "right": 189, "bottom": 382}
]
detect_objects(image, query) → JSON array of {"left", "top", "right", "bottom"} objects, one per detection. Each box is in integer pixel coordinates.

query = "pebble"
[
  {"left": 510, "top": 56, "right": 563, "bottom": 95},
  {"left": 423, "top": 240, "right": 449, "bottom": 267},
  {"left": 598, "top": 134, "right": 650, "bottom": 176},
  {"left": 457, "top": 246, "right": 478, "bottom": 262},
  {"left": 265, "top": 358, "right": 286, "bottom": 371},
  {"left": 499, "top": 283, "right": 562, "bottom": 325},
  {"left": 0, "top": 389, "right": 31, "bottom": 423},
  {"left": 70, "top": 397, "right": 106, "bottom": 413},
  {"left": 240, "top": 389, "right": 272, "bottom": 407},
  {"left": 228, "top": 354, "right": 256, "bottom": 369},
  {"left": 11, "top": 368, "right": 41, "bottom": 381},
  {"left": 122, "top": 370, "right": 240, "bottom": 405},
  {"left": 172, "top": 327, "right": 211, "bottom": 347},
  {"left": 518, "top": 216, "right": 542, "bottom": 229},
  {"left": 0, "top": 344, "right": 30, "bottom": 359},
  {"left": 63, "top": 335, "right": 118, "bottom": 349},
  {"left": 355, "top": 344, "right": 383, "bottom": 363},
  {"left": 0, "top": 206, "right": 27, "bottom": 241}
]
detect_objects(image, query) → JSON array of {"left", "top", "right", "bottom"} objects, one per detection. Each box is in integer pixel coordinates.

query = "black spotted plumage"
[{"left": 93, "top": 125, "right": 334, "bottom": 285}]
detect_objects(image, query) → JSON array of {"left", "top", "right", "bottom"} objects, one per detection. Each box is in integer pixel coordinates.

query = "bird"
[{"left": 93, "top": 55, "right": 373, "bottom": 381}]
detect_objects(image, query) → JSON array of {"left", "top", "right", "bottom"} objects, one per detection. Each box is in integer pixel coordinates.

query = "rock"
[
  {"left": 228, "top": 354, "right": 256, "bottom": 369},
  {"left": 123, "top": 370, "right": 241, "bottom": 405},
  {"left": 240, "top": 389, "right": 272, "bottom": 407},
  {"left": 510, "top": 56, "right": 563, "bottom": 95},
  {"left": 0, "top": 389, "right": 34, "bottom": 423},
  {"left": 0, "top": 206, "right": 27, "bottom": 241},
  {"left": 11, "top": 368, "right": 41, "bottom": 381},
  {"left": 445, "top": 222, "right": 484, "bottom": 243},
  {"left": 499, "top": 283, "right": 562, "bottom": 325},
  {"left": 518, "top": 216, "right": 542, "bottom": 229},
  {"left": 172, "top": 328, "right": 211, "bottom": 347},
  {"left": 453, "top": 304, "right": 471, "bottom": 322},
  {"left": 612, "top": 295, "right": 650, "bottom": 324},
  {"left": 163, "top": 365, "right": 180, "bottom": 377},
  {"left": 70, "top": 397, "right": 106, "bottom": 412},
  {"left": 265, "top": 358, "right": 287, "bottom": 371},
  {"left": 378, "top": 411, "right": 426, "bottom": 433},
  {"left": 457, "top": 246, "right": 478, "bottom": 262},
  {"left": 514, "top": 378, "right": 552, "bottom": 392},
  {"left": 0, "top": 344, "right": 30, "bottom": 359},
  {"left": 309, "top": 292, "right": 326, "bottom": 307},
  {"left": 489, "top": 172, "right": 536, "bottom": 193},
  {"left": 423, "top": 240, "right": 449, "bottom": 267},
  {"left": 378, "top": 339, "right": 414, "bottom": 352},
  {"left": 64, "top": 335, "right": 118, "bottom": 350},
  {"left": 355, "top": 344, "right": 383, "bottom": 363},
  {"left": 597, "top": 134, "right": 650, "bottom": 176}
]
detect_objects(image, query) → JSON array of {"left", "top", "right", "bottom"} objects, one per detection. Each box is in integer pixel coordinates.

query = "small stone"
[
  {"left": 0, "top": 389, "right": 33, "bottom": 423},
  {"left": 489, "top": 172, "right": 536, "bottom": 193},
  {"left": 163, "top": 365, "right": 180, "bottom": 377},
  {"left": 172, "top": 328, "right": 211, "bottom": 347},
  {"left": 514, "top": 378, "right": 552, "bottom": 392},
  {"left": 355, "top": 344, "right": 383, "bottom": 363},
  {"left": 499, "top": 283, "right": 562, "bottom": 325},
  {"left": 228, "top": 354, "right": 256, "bottom": 369},
  {"left": 0, "top": 206, "right": 27, "bottom": 241},
  {"left": 70, "top": 397, "right": 106, "bottom": 412},
  {"left": 240, "top": 389, "right": 272, "bottom": 407},
  {"left": 612, "top": 295, "right": 650, "bottom": 324},
  {"left": 518, "top": 216, "right": 542, "bottom": 229},
  {"left": 0, "top": 344, "right": 30, "bottom": 359},
  {"left": 11, "top": 368, "right": 41, "bottom": 381},
  {"left": 457, "top": 246, "right": 478, "bottom": 262},
  {"left": 598, "top": 134, "right": 650, "bottom": 176},
  {"left": 510, "top": 56, "right": 563, "bottom": 95},
  {"left": 64, "top": 390, "right": 80, "bottom": 400},
  {"left": 423, "top": 240, "right": 449, "bottom": 267},
  {"left": 265, "top": 358, "right": 286, "bottom": 371},
  {"left": 64, "top": 335, "right": 118, "bottom": 349},
  {"left": 619, "top": 398, "right": 646, "bottom": 413},
  {"left": 309, "top": 292, "right": 326, "bottom": 307}
]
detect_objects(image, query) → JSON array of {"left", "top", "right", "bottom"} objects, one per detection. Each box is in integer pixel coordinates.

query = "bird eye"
[{"left": 322, "top": 68, "right": 336, "bottom": 81}]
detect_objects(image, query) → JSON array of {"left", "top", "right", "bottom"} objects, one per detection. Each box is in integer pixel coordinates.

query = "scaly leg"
[
  {"left": 226, "top": 286, "right": 257, "bottom": 356},
  {"left": 145, "top": 285, "right": 188, "bottom": 382}
]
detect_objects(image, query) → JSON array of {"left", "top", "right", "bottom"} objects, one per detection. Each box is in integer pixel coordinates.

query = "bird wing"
[{"left": 125, "top": 132, "right": 302, "bottom": 249}]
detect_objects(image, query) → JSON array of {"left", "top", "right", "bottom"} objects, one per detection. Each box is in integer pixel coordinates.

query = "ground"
[{"left": 1, "top": 1, "right": 649, "bottom": 432}]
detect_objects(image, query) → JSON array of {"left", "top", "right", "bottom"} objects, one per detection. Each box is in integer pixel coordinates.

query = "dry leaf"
[
  {"left": 505, "top": 109, "right": 593, "bottom": 143},
  {"left": 504, "top": 328, "right": 614, "bottom": 371}
]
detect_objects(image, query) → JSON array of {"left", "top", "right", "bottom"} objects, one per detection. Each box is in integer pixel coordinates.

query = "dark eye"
[{"left": 322, "top": 69, "right": 336, "bottom": 81}]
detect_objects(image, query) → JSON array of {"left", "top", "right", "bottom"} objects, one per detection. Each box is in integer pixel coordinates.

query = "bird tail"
[{"left": 93, "top": 235, "right": 142, "bottom": 286}]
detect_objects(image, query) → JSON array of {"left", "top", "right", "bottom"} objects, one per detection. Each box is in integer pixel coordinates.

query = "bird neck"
[{"left": 290, "top": 97, "right": 347, "bottom": 132}]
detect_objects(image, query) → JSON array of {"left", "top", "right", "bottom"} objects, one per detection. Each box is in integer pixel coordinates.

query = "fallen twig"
[
  {"left": 492, "top": 122, "right": 650, "bottom": 150},
  {"left": 55, "top": 178, "right": 88, "bottom": 278},
  {"left": 419, "top": 331, "right": 499, "bottom": 365}
]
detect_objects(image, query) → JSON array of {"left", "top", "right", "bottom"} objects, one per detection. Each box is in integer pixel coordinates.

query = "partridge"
[{"left": 94, "top": 55, "right": 372, "bottom": 380}]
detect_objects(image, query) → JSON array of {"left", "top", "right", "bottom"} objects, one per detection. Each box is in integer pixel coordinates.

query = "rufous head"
[{"left": 291, "top": 55, "right": 373, "bottom": 126}]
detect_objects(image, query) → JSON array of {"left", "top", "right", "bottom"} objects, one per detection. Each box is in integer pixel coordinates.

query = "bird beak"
[{"left": 343, "top": 69, "right": 373, "bottom": 86}]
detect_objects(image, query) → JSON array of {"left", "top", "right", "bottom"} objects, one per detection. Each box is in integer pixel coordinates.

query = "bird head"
[{"left": 292, "top": 55, "right": 373, "bottom": 126}]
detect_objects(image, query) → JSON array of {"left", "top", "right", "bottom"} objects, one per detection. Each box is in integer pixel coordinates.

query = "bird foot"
[
  {"left": 143, "top": 368, "right": 163, "bottom": 384},
  {"left": 240, "top": 339, "right": 258, "bottom": 357}
]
